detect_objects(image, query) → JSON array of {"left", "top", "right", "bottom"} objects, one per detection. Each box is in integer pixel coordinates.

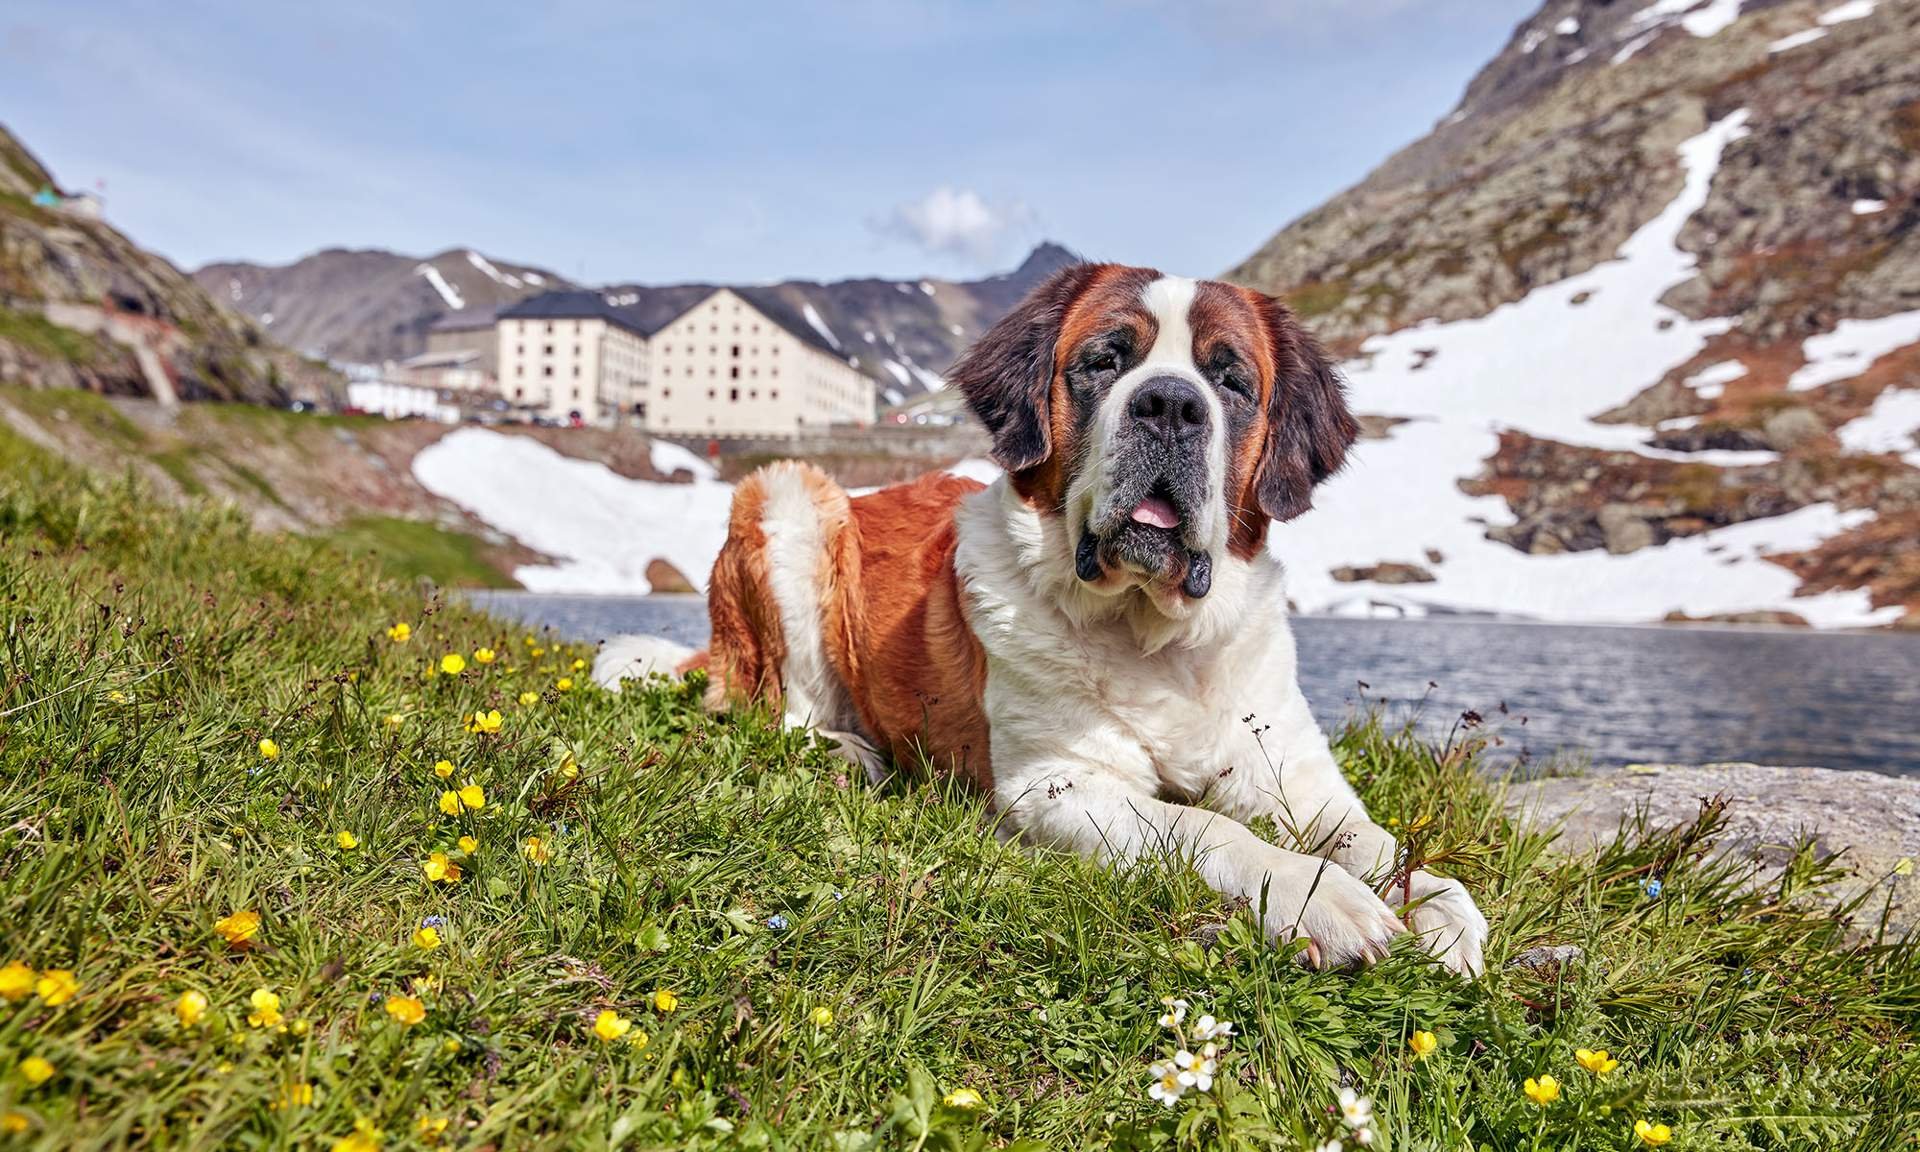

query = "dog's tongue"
[{"left": 1130, "top": 495, "right": 1181, "bottom": 530}]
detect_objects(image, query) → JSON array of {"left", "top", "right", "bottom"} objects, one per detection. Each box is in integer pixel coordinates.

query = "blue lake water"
[{"left": 465, "top": 591, "right": 1920, "bottom": 777}]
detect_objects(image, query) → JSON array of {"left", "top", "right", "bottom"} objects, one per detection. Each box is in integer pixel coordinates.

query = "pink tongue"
[{"left": 1130, "top": 495, "right": 1181, "bottom": 530}]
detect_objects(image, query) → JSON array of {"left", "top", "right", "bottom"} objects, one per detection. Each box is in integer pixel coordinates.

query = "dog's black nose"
[{"left": 1129, "top": 376, "right": 1208, "bottom": 439}]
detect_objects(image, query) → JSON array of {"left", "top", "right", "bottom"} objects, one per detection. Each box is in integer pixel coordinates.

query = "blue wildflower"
[
  {"left": 421, "top": 915, "right": 448, "bottom": 928},
  {"left": 1642, "top": 878, "right": 1664, "bottom": 898},
  {"left": 767, "top": 914, "right": 789, "bottom": 931}
]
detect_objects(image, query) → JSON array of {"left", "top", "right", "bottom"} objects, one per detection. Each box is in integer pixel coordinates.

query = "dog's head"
[{"left": 951, "top": 262, "right": 1356, "bottom": 615}]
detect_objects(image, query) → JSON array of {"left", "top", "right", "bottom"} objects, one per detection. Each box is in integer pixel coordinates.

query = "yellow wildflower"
[
  {"left": 592, "top": 1010, "right": 633, "bottom": 1041},
  {"left": 1576, "top": 1047, "right": 1619, "bottom": 1076},
  {"left": 1410, "top": 1029, "right": 1438, "bottom": 1058},
  {"left": 290, "top": 1018, "right": 311, "bottom": 1037},
  {"left": 572, "top": 658, "right": 587, "bottom": 672},
  {"left": 1634, "top": 1120, "right": 1673, "bottom": 1146},
  {"left": 559, "top": 755, "right": 579, "bottom": 780},
  {"left": 388, "top": 622, "right": 412, "bottom": 643},
  {"left": 438, "top": 791, "right": 461, "bottom": 816},
  {"left": 214, "top": 909, "right": 262, "bottom": 947},
  {"left": 464, "top": 709, "right": 503, "bottom": 735},
  {"left": 1, "top": 1112, "right": 28, "bottom": 1134},
  {"left": 247, "top": 987, "right": 284, "bottom": 1029},
  {"left": 434, "top": 758, "right": 456, "bottom": 778},
  {"left": 271, "top": 1082, "right": 315, "bottom": 1110},
  {"left": 440, "top": 653, "right": 466, "bottom": 676},
  {"left": 943, "top": 1088, "right": 984, "bottom": 1109},
  {"left": 555, "top": 677, "right": 574, "bottom": 692},
  {"left": 1523, "top": 1075, "right": 1560, "bottom": 1106},
  {"left": 458, "top": 783, "right": 486, "bottom": 810},
  {"left": 385, "top": 713, "right": 404, "bottom": 730},
  {"left": 457, "top": 835, "right": 478, "bottom": 854},
  {"left": 417, "top": 1115, "right": 451, "bottom": 1145},
  {"left": 529, "top": 646, "right": 545, "bottom": 659},
  {"left": 385, "top": 995, "right": 426, "bottom": 1026},
  {"left": 651, "top": 988, "right": 679, "bottom": 1013},
  {"left": 18, "top": 1057, "right": 54, "bottom": 1086},
  {"left": 523, "top": 836, "right": 552, "bottom": 865},
  {"left": 34, "top": 969, "right": 78, "bottom": 1007},
  {"left": 473, "top": 647, "right": 496, "bottom": 665},
  {"left": 1896, "top": 858, "right": 1915, "bottom": 877},
  {"left": 331, "top": 1117, "right": 383, "bottom": 1152},
  {"left": 176, "top": 990, "right": 209, "bottom": 1028},
  {"left": 809, "top": 1005, "right": 835, "bottom": 1027},
  {"left": 336, "top": 830, "right": 360, "bottom": 850},
  {"left": 518, "top": 691, "right": 540, "bottom": 707},
  {"left": 422, "top": 852, "right": 463, "bottom": 884},
  {"left": 258, "top": 737, "right": 280, "bottom": 761},
  {"left": 0, "top": 962, "right": 36, "bottom": 1001},
  {"left": 414, "top": 926, "right": 443, "bottom": 950}
]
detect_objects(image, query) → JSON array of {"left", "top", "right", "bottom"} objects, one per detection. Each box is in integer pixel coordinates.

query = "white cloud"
[{"left": 872, "top": 186, "right": 1031, "bottom": 265}]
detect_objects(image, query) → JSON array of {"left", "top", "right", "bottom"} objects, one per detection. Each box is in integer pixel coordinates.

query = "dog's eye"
[{"left": 1081, "top": 349, "right": 1121, "bottom": 376}]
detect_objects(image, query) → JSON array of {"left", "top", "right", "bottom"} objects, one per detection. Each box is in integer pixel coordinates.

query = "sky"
[{"left": 0, "top": 0, "right": 1538, "bottom": 286}]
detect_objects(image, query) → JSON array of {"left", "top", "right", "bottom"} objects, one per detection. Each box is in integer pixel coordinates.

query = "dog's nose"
[{"left": 1129, "top": 376, "right": 1208, "bottom": 439}]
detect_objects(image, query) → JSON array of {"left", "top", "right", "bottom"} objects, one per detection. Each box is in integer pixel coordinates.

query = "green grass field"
[{"left": 1, "top": 416, "right": 1917, "bottom": 1151}]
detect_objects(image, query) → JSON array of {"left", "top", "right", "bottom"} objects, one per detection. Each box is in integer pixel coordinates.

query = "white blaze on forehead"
[{"left": 1139, "top": 276, "right": 1201, "bottom": 371}]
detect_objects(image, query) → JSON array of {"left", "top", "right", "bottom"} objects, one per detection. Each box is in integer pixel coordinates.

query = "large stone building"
[{"left": 493, "top": 287, "right": 874, "bottom": 433}]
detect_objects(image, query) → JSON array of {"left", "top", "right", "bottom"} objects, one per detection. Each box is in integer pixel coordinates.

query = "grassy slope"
[
  {"left": 0, "top": 422, "right": 1916, "bottom": 1151},
  {"left": 0, "top": 387, "right": 511, "bottom": 591}
]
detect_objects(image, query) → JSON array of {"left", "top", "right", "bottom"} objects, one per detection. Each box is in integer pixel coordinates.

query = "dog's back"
[{"left": 692, "top": 462, "right": 991, "bottom": 785}]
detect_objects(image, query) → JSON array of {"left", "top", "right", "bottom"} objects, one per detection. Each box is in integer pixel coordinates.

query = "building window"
[
  {"left": 545, "top": 323, "right": 553, "bottom": 334},
  {"left": 749, "top": 389, "right": 758, "bottom": 400},
  {"left": 515, "top": 365, "right": 523, "bottom": 377},
  {"left": 516, "top": 344, "right": 524, "bottom": 355},
  {"left": 730, "top": 366, "right": 740, "bottom": 379},
  {"left": 543, "top": 344, "right": 554, "bottom": 355},
  {"left": 663, "top": 388, "right": 671, "bottom": 398},
  {"left": 514, "top": 387, "right": 524, "bottom": 399},
  {"left": 572, "top": 388, "right": 580, "bottom": 400},
  {"left": 543, "top": 366, "right": 553, "bottom": 377},
  {"left": 730, "top": 388, "right": 740, "bottom": 402},
  {"left": 707, "top": 389, "right": 716, "bottom": 399},
  {"left": 770, "top": 390, "right": 779, "bottom": 400},
  {"left": 572, "top": 365, "right": 581, "bottom": 377},
  {"left": 731, "top": 344, "right": 740, "bottom": 357}
]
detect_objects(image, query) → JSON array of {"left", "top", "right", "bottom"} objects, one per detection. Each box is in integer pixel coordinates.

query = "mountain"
[
  {"left": 0, "top": 124, "right": 333, "bottom": 406},
  {"left": 1225, "top": 0, "right": 1920, "bottom": 628},
  {"left": 194, "top": 247, "right": 571, "bottom": 365},
  {"left": 195, "top": 241, "right": 1082, "bottom": 403}
]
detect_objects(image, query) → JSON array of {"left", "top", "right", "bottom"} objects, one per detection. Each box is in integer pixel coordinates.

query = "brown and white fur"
[{"left": 595, "top": 264, "right": 1487, "bottom": 976}]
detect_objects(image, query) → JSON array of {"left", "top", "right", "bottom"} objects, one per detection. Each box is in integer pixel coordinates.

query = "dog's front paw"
[
  {"left": 1393, "top": 869, "right": 1488, "bottom": 978},
  {"left": 1268, "top": 860, "right": 1406, "bottom": 970}
]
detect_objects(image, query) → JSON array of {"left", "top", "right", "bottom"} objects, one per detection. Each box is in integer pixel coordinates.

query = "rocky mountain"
[
  {"left": 1227, "top": 0, "right": 1920, "bottom": 627},
  {"left": 196, "top": 241, "right": 1081, "bottom": 404},
  {"left": 194, "top": 247, "right": 571, "bottom": 365},
  {"left": 0, "top": 124, "right": 333, "bottom": 406}
]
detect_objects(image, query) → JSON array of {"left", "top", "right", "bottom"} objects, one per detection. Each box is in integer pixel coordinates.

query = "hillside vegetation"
[{"left": 2, "top": 418, "right": 1918, "bottom": 1149}]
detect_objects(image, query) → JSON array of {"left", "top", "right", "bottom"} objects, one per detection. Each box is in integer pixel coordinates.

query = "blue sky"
[{"left": 1, "top": 1, "right": 1536, "bottom": 285}]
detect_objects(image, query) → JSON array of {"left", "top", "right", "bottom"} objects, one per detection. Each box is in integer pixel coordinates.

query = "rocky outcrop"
[
  {"left": 0, "top": 124, "right": 335, "bottom": 407},
  {"left": 1225, "top": 0, "right": 1920, "bottom": 624},
  {"left": 1331, "top": 561, "right": 1436, "bottom": 584}
]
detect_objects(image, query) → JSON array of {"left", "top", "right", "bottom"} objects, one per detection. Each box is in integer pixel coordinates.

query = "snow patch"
[
  {"left": 1818, "top": 0, "right": 1875, "bottom": 24},
  {"left": 648, "top": 438, "right": 718, "bottom": 482},
  {"left": 919, "top": 281, "right": 937, "bottom": 296},
  {"left": 1521, "top": 28, "right": 1547, "bottom": 53},
  {"left": 1633, "top": 0, "right": 1741, "bottom": 37},
  {"left": 1556, "top": 16, "right": 1580, "bottom": 34},
  {"left": 881, "top": 360, "right": 912, "bottom": 386},
  {"left": 1685, "top": 359, "right": 1747, "bottom": 399},
  {"left": 1788, "top": 310, "right": 1920, "bottom": 391},
  {"left": 1837, "top": 389, "right": 1920, "bottom": 464},
  {"left": 415, "top": 264, "right": 465, "bottom": 311},
  {"left": 465, "top": 250, "right": 522, "bottom": 290},
  {"left": 523, "top": 271, "right": 545, "bottom": 285},
  {"left": 883, "top": 387, "right": 905, "bottom": 406},
  {"left": 1612, "top": 29, "right": 1661, "bottom": 63},
  {"left": 908, "top": 364, "right": 946, "bottom": 393},
  {"left": 1768, "top": 27, "right": 1827, "bottom": 52},
  {"left": 415, "top": 429, "right": 732, "bottom": 594},
  {"left": 1851, "top": 198, "right": 1887, "bottom": 215},
  {"left": 801, "top": 303, "right": 842, "bottom": 350}
]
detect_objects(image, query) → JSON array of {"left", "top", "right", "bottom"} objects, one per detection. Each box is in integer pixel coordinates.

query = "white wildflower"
[
  {"left": 1353, "top": 1127, "right": 1374, "bottom": 1146},
  {"left": 1338, "top": 1087, "right": 1374, "bottom": 1129},
  {"left": 1172, "top": 1048, "right": 1216, "bottom": 1092},
  {"left": 1315, "top": 1142, "right": 1344, "bottom": 1152},
  {"left": 1192, "top": 1013, "right": 1235, "bottom": 1041},
  {"left": 1146, "top": 1060, "right": 1186, "bottom": 1107},
  {"left": 1157, "top": 996, "right": 1188, "bottom": 1029}
]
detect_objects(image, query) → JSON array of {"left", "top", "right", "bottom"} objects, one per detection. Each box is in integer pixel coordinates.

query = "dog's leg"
[
  {"left": 1208, "top": 694, "right": 1489, "bottom": 978},
  {"left": 996, "top": 760, "right": 1404, "bottom": 969}
]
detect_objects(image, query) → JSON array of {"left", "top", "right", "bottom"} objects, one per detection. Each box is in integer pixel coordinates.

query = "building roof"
[{"left": 497, "top": 285, "right": 850, "bottom": 361}]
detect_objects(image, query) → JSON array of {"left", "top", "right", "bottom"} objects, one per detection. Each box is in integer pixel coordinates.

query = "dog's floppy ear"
[
  {"left": 1253, "top": 295, "right": 1359, "bottom": 523},
  {"left": 949, "top": 262, "right": 1098, "bottom": 472}
]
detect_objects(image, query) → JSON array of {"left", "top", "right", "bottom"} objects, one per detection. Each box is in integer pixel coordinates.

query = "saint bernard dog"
[{"left": 597, "top": 263, "right": 1488, "bottom": 975}]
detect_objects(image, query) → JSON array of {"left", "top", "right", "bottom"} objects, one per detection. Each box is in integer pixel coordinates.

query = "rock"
[
  {"left": 1597, "top": 503, "right": 1656, "bottom": 555},
  {"left": 1424, "top": 547, "right": 1445, "bottom": 565},
  {"left": 1506, "top": 763, "right": 1920, "bottom": 936},
  {"left": 1661, "top": 610, "right": 1809, "bottom": 627},
  {"left": 1330, "top": 561, "right": 1437, "bottom": 585},
  {"left": 1649, "top": 423, "right": 1773, "bottom": 453},
  {"left": 645, "top": 558, "right": 697, "bottom": 595},
  {"left": 1761, "top": 407, "right": 1827, "bottom": 452},
  {"left": 1594, "top": 377, "right": 1712, "bottom": 427},
  {"left": 1508, "top": 944, "right": 1585, "bottom": 975}
]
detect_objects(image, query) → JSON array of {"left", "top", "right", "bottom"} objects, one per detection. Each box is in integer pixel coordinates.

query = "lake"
[{"left": 465, "top": 591, "right": 1920, "bottom": 777}]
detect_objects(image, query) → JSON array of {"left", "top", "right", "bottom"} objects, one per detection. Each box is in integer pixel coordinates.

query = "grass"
[
  {"left": 1, "top": 416, "right": 1917, "bottom": 1151},
  {"left": 0, "top": 309, "right": 111, "bottom": 367},
  {"left": 324, "top": 516, "right": 518, "bottom": 591}
]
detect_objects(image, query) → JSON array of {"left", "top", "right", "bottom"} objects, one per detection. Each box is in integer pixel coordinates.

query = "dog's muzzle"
[{"left": 1078, "top": 375, "right": 1216, "bottom": 599}]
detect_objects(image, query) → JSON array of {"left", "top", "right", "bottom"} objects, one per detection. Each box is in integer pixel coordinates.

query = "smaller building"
[
  {"left": 425, "top": 313, "right": 503, "bottom": 381},
  {"left": 495, "top": 292, "right": 651, "bottom": 425}
]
